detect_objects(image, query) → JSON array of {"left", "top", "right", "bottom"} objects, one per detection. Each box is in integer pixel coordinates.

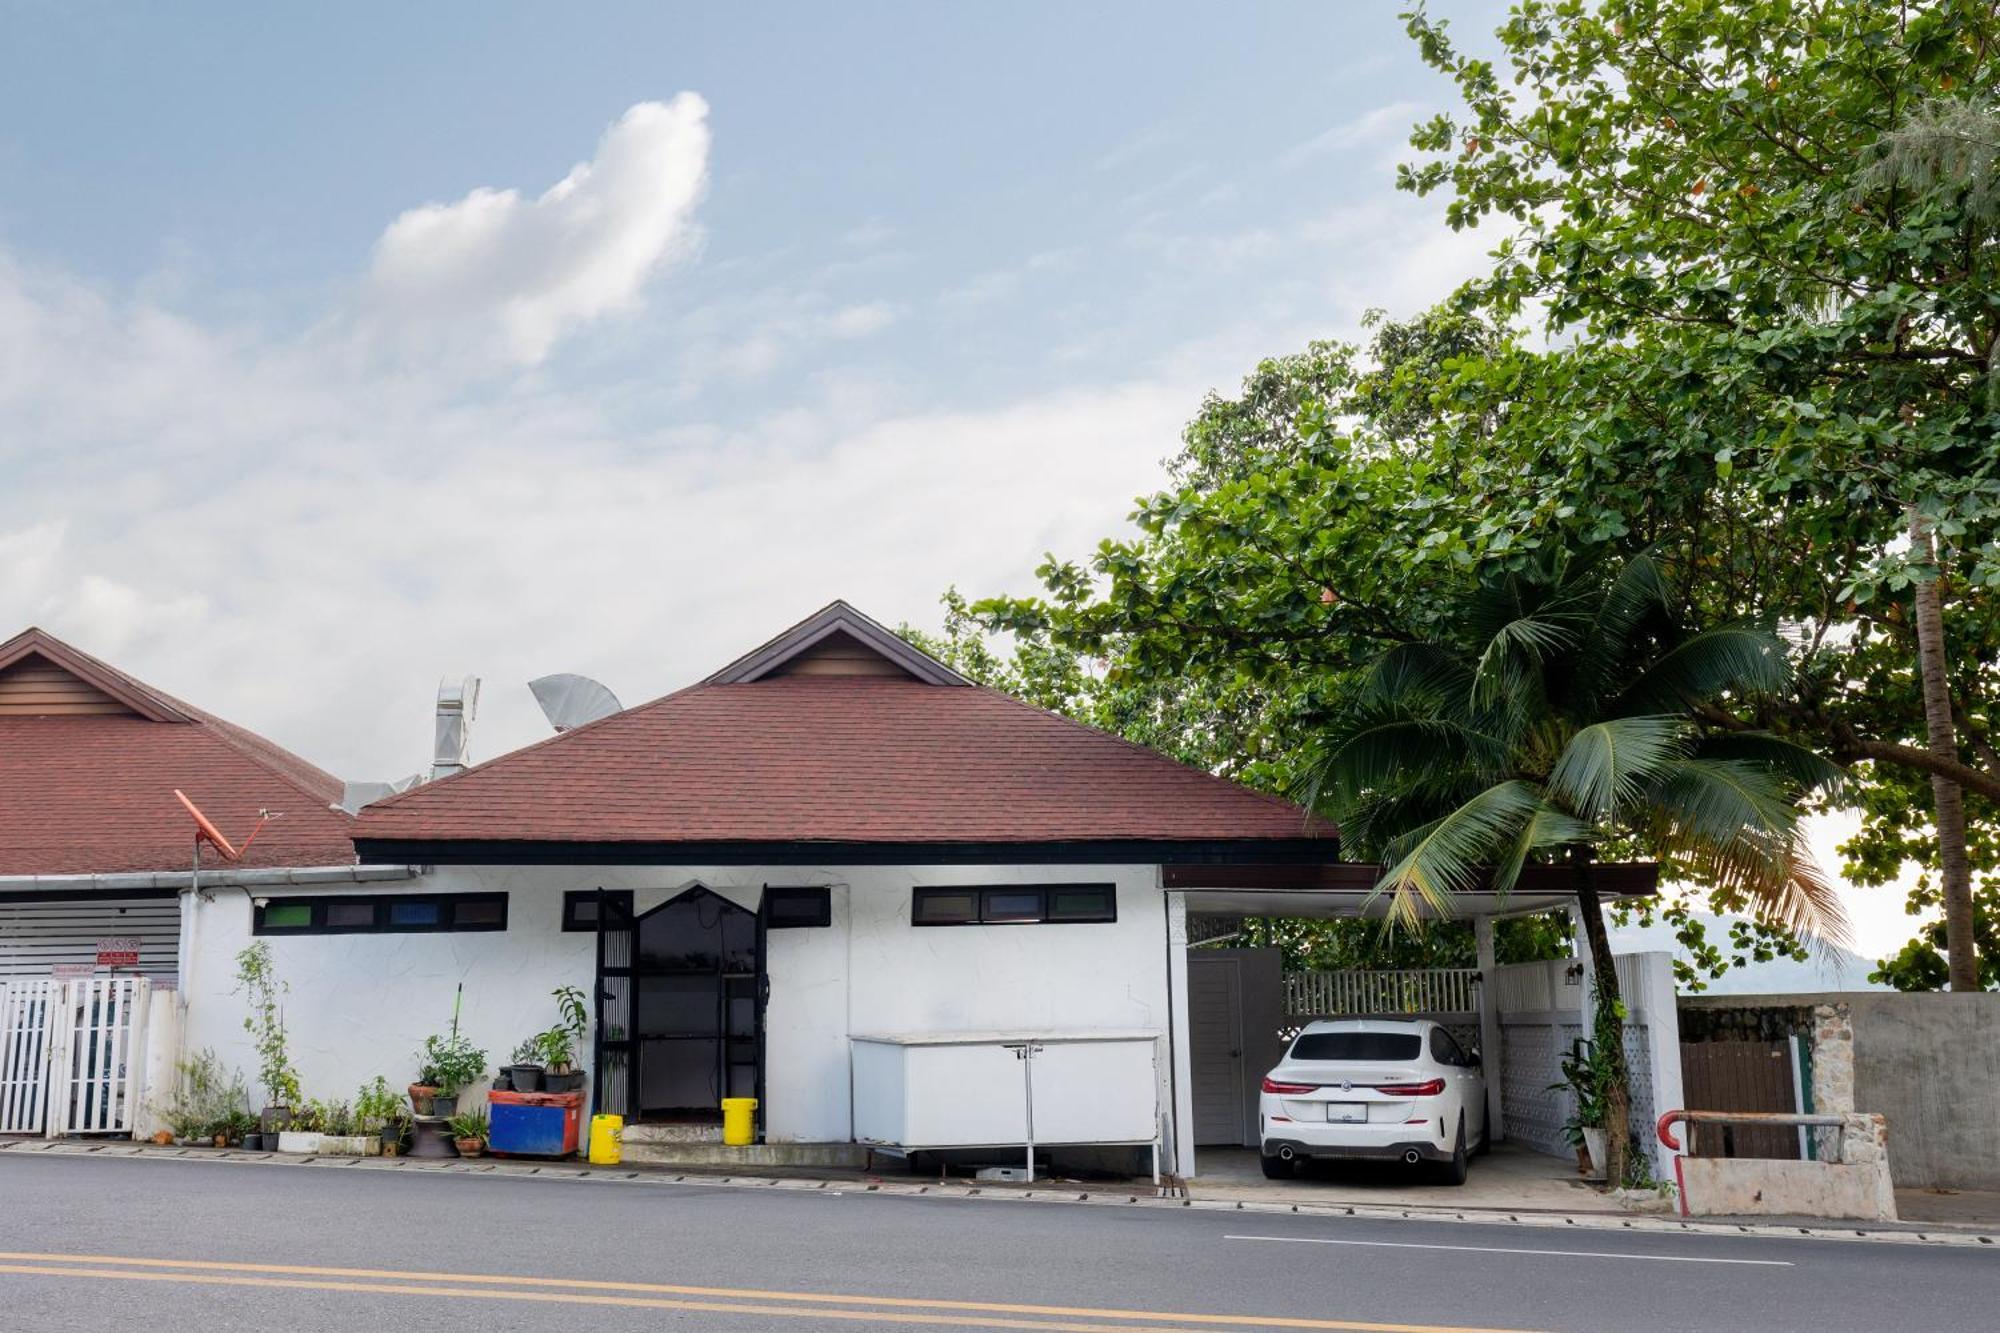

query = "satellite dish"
[
  {"left": 529, "top": 673, "right": 622, "bottom": 733},
  {"left": 174, "top": 789, "right": 275, "bottom": 861}
]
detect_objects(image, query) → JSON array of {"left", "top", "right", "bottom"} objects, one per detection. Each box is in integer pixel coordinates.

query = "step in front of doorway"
[{"left": 618, "top": 1129, "right": 873, "bottom": 1171}]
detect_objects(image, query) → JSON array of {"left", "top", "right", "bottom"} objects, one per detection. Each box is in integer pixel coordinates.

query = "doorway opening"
[{"left": 605, "top": 886, "right": 763, "bottom": 1125}]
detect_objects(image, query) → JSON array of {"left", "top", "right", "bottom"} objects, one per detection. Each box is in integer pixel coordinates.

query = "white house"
[{"left": 7, "top": 606, "right": 1666, "bottom": 1177}]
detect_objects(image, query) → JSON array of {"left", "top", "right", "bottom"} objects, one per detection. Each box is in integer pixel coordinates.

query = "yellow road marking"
[{"left": 0, "top": 1252, "right": 1535, "bottom": 1333}]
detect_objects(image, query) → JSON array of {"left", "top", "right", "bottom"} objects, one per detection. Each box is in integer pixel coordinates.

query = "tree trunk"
[
  {"left": 1570, "top": 848, "right": 1630, "bottom": 1187},
  {"left": 1909, "top": 508, "right": 1979, "bottom": 991}
]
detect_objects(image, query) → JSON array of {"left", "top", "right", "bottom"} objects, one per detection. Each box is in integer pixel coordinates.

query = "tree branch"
[{"left": 1845, "top": 737, "right": 2000, "bottom": 802}]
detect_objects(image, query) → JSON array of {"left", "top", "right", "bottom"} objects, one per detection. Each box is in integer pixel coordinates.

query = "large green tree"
[
  {"left": 1399, "top": 0, "right": 2000, "bottom": 987},
  {"left": 1302, "top": 553, "right": 1845, "bottom": 1184}
]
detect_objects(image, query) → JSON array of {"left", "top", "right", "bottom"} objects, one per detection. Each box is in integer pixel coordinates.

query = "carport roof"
[{"left": 1165, "top": 861, "right": 1658, "bottom": 919}]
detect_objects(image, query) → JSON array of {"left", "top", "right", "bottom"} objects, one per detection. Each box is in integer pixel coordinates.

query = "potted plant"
[
  {"left": 276, "top": 1099, "right": 325, "bottom": 1154},
  {"left": 504, "top": 1038, "right": 544, "bottom": 1093},
  {"left": 535, "top": 986, "right": 590, "bottom": 1093},
  {"left": 150, "top": 1049, "right": 249, "bottom": 1148},
  {"left": 447, "top": 1108, "right": 489, "bottom": 1157},
  {"left": 316, "top": 1099, "right": 380, "bottom": 1156},
  {"left": 355, "top": 1076, "right": 402, "bottom": 1155},
  {"left": 215, "top": 1110, "right": 259, "bottom": 1149},
  {"left": 234, "top": 942, "right": 301, "bottom": 1134},
  {"left": 1551, "top": 1038, "right": 1613, "bottom": 1182},
  {"left": 417, "top": 1031, "right": 488, "bottom": 1118}
]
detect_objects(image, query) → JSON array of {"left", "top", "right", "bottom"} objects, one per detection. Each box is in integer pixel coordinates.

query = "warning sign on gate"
[{"left": 95, "top": 937, "right": 141, "bottom": 968}]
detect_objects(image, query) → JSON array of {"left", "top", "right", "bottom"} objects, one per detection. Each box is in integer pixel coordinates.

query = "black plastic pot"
[
  {"left": 432, "top": 1093, "right": 460, "bottom": 1118},
  {"left": 505, "top": 1064, "right": 544, "bottom": 1092},
  {"left": 259, "top": 1106, "right": 291, "bottom": 1134},
  {"left": 543, "top": 1070, "right": 585, "bottom": 1093},
  {"left": 243, "top": 1133, "right": 266, "bottom": 1151}
]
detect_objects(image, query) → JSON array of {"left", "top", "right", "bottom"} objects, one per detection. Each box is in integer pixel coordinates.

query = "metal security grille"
[{"left": 0, "top": 898, "right": 180, "bottom": 980}]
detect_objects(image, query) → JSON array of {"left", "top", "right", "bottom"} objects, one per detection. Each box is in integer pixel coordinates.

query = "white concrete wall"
[{"left": 177, "top": 862, "right": 1173, "bottom": 1148}]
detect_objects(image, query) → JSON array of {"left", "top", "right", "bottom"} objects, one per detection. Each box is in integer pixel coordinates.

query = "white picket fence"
[
  {"left": 0, "top": 977, "right": 155, "bottom": 1137},
  {"left": 1283, "top": 968, "right": 1481, "bottom": 1019}
]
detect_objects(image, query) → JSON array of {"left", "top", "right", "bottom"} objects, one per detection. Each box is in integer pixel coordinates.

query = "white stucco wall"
[{"left": 176, "top": 862, "right": 1176, "bottom": 1150}]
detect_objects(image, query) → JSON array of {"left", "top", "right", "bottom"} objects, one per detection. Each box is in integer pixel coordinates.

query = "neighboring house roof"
[
  {"left": 0, "top": 627, "right": 357, "bottom": 875},
  {"left": 356, "top": 601, "right": 1330, "bottom": 863}
]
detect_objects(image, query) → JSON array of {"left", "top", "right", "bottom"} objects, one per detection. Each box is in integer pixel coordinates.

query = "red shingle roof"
[
  {"left": 355, "top": 677, "right": 1327, "bottom": 850},
  {"left": 0, "top": 628, "right": 357, "bottom": 875}
]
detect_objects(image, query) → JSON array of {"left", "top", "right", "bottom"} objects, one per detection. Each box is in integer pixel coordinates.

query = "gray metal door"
[{"left": 1189, "top": 955, "right": 1248, "bottom": 1145}]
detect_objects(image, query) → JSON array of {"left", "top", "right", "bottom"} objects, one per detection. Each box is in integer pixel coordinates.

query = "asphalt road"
[{"left": 0, "top": 1153, "right": 1993, "bottom": 1332}]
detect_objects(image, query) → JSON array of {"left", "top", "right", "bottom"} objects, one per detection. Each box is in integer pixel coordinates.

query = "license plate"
[{"left": 1324, "top": 1103, "right": 1367, "bottom": 1124}]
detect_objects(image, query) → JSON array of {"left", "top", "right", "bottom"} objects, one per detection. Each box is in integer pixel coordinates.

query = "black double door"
[{"left": 596, "top": 886, "right": 763, "bottom": 1125}]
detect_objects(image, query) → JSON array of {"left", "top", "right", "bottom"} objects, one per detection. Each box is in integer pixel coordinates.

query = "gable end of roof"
[{"left": 704, "top": 600, "right": 969, "bottom": 687}]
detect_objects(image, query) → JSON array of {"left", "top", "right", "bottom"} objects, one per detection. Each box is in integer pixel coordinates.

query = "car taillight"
[
  {"left": 1374, "top": 1078, "right": 1445, "bottom": 1097},
  {"left": 1261, "top": 1076, "right": 1317, "bottom": 1095}
]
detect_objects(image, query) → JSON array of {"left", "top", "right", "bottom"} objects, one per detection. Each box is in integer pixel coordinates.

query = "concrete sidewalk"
[
  {"left": 7, "top": 1135, "right": 1997, "bottom": 1247},
  {"left": 1188, "top": 1142, "right": 1659, "bottom": 1215}
]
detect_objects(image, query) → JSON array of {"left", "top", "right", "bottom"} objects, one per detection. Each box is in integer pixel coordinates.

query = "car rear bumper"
[{"left": 1261, "top": 1134, "right": 1453, "bottom": 1164}]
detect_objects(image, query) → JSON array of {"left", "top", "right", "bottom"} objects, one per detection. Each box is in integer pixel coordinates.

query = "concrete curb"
[{"left": 5, "top": 1138, "right": 1994, "bottom": 1249}]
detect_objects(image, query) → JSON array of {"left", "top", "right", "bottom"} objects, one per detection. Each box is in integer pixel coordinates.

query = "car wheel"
[
  {"left": 1435, "top": 1119, "right": 1469, "bottom": 1186},
  {"left": 1260, "top": 1152, "right": 1295, "bottom": 1180}
]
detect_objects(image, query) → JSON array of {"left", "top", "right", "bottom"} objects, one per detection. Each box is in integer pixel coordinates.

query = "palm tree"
[{"left": 1299, "top": 553, "right": 1847, "bottom": 1185}]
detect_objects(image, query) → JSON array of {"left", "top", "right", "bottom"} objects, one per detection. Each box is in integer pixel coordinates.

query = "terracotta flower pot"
[
  {"left": 151, "top": 1130, "right": 173, "bottom": 1146},
  {"left": 408, "top": 1084, "right": 439, "bottom": 1117},
  {"left": 454, "top": 1137, "right": 485, "bottom": 1157}
]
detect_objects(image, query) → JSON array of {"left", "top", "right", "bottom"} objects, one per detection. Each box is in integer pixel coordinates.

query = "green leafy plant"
[
  {"left": 285, "top": 1100, "right": 325, "bottom": 1134},
  {"left": 233, "top": 942, "right": 300, "bottom": 1108},
  {"left": 525, "top": 985, "right": 591, "bottom": 1071},
  {"left": 417, "top": 1032, "right": 487, "bottom": 1095},
  {"left": 1549, "top": 1038, "right": 1614, "bottom": 1145},
  {"left": 353, "top": 1077, "right": 401, "bottom": 1134},
  {"left": 213, "top": 1109, "right": 259, "bottom": 1143},
  {"left": 151, "top": 1048, "right": 248, "bottom": 1140},
  {"left": 508, "top": 1038, "right": 542, "bottom": 1066},
  {"left": 446, "top": 1108, "right": 489, "bottom": 1143}
]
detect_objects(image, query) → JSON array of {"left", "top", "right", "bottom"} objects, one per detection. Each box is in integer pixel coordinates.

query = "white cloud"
[
  {"left": 1277, "top": 100, "right": 1427, "bottom": 169},
  {"left": 362, "top": 95, "right": 711, "bottom": 368}
]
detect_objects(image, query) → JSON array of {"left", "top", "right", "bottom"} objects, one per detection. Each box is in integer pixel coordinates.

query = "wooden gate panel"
[{"left": 1679, "top": 1040, "right": 1799, "bottom": 1159}]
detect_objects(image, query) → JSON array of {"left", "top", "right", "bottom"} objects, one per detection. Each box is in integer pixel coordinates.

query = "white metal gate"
[
  {"left": 0, "top": 977, "right": 153, "bottom": 1137},
  {"left": 1, "top": 979, "right": 58, "bottom": 1134}
]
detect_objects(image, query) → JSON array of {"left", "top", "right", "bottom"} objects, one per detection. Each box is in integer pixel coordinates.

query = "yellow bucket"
[
  {"left": 588, "top": 1113, "right": 624, "bottom": 1165},
  {"left": 721, "top": 1097, "right": 758, "bottom": 1146}
]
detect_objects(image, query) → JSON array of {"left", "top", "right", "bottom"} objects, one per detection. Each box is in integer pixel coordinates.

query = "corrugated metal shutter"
[{"left": 0, "top": 898, "right": 180, "bottom": 981}]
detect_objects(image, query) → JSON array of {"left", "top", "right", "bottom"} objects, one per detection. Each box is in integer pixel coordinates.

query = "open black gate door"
[{"left": 592, "top": 888, "right": 636, "bottom": 1118}]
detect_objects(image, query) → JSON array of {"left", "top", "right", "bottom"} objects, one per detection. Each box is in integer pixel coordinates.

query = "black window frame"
[
  {"left": 562, "top": 889, "right": 635, "bottom": 932},
  {"left": 910, "top": 884, "right": 1117, "bottom": 927},
  {"left": 253, "top": 892, "right": 509, "bottom": 936},
  {"left": 763, "top": 886, "right": 831, "bottom": 929}
]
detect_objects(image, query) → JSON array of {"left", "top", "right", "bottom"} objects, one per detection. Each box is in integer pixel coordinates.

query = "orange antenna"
[{"left": 173, "top": 789, "right": 275, "bottom": 862}]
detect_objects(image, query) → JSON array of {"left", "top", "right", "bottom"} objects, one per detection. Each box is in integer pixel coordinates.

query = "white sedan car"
[{"left": 1258, "top": 1017, "right": 1487, "bottom": 1184}]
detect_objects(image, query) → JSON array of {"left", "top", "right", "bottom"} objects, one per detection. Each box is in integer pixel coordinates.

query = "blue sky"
[
  {"left": 1, "top": 1, "right": 1505, "bottom": 772},
  {"left": 0, "top": 2, "right": 1920, "bottom": 964}
]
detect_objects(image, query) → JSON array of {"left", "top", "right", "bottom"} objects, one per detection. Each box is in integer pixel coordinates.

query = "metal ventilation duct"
[
  {"left": 528, "top": 673, "right": 622, "bottom": 733},
  {"left": 432, "top": 675, "right": 480, "bottom": 780}
]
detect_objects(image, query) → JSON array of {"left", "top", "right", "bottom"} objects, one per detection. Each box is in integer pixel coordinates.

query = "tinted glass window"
[
  {"left": 1047, "top": 888, "right": 1116, "bottom": 922},
  {"left": 1429, "top": 1028, "right": 1466, "bottom": 1066},
  {"left": 981, "top": 890, "right": 1043, "bottom": 922},
  {"left": 912, "top": 890, "right": 977, "bottom": 925},
  {"left": 452, "top": 898, "right": 506, "bottom": 927},
  {"left": 324, "top": 901, "right": 376, "bottom": 929},
  {"left": 765, "top": 886, "right": 831, "bottom": 928},
  {"left": 262, "top": 903, "right": 311, "bottom": 929},
  {"left": 388, "top": 900, "right": 441, "bottom": 927},
  {"left": 1291, "top": 1031, "right": 1423, "bottom": 1062}
]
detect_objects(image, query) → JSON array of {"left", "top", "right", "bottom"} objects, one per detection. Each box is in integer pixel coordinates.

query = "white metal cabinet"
[{"left": 850, "top": 1029, "right": 1160, "bottom": 1153}]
